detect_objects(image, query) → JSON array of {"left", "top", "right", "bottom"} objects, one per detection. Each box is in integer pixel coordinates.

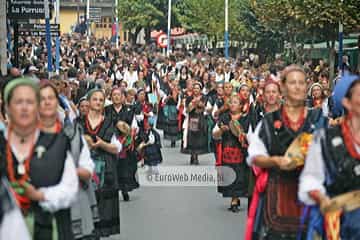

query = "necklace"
[
  {"left": 85, "top": 114, "right": 104, "bottom": 135},
  {"left": 341, "top": 119, "right": 360, "bottom": 159},
  {"left": 6, "top": 127, "right": 35, "bottom": 211},
  {"left": 282, "top": 106, "right": 306, "bottom": 131},
  {"left": 12, "top": 129, "right": 33, "bottom": 144}
]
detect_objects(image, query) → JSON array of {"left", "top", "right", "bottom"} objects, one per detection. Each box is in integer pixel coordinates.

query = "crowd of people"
[{"left": 0, "top": 34, "right": 359, "bottom": 240}]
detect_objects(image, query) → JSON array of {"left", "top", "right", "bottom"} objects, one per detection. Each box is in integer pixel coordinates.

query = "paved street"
[{"left": 107, "top": 136, "right": 247, "bottom": 240}]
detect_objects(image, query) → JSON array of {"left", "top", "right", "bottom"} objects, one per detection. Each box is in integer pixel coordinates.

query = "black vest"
[
  {"left": 259, "top": 108, "right": 324, "bottom": 156},
  {"left": 105, "top": 104, "right": 135, "bottom": 126},
  {"left": 2, "top": 131, "right": 73, "bottom": 240},
  {"left": 218, "top": 111, "right": 250, "bottom": 151},
  {"left": 7, "top": 132, "right": 69, "bottom": 188},
  {"left": 259, "top": 108, "right": 325, "bottom": 179},
  {"left": 321, "top": 126, "right": 360, "bottom": 196}
]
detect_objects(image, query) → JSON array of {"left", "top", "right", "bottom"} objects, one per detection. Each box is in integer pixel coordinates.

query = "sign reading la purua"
[{"left": 7, "top": 0, "right": 53, "bottom": 19}]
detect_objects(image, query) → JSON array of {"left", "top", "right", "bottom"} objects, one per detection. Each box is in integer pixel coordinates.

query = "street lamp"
[
  {"left": 167, "top": 0, "right": 172, "bottom": 56},
  {"left": 224, "top": 0, "right": 229, "bottom": 59},
  {"left": 338, "top": 0, "right": 344, "bottom": 75}
]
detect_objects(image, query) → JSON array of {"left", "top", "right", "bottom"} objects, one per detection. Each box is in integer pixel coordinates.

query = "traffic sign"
[
  {"left": 18, "top": 23, "right": 60, "bottom": 37},
  {"left": 157, "top": 33, "right": 168, "bottom": 48},
  {"left": 19, "top": 31, "right": 60, "bottom": 37},
  {"left": 7, "top": 0, "right": 54, "bottom": 19},
  {"left": 89, "top": 7, "right": 101, "bottom": 23}
]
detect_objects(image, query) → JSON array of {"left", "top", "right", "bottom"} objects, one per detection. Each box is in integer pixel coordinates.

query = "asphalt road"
[{"left": 105, "top": 137, "right": 247, "bottom": 240}]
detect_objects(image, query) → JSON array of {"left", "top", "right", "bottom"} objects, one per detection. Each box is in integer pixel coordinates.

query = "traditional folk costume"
[
  {"left": 155, "top": 78, "right": 171, "bottom": 131},
  {"left": 78, "top": 114, "right": 121, "bottom": 237},
  {"left": 3, "top": 129, "right": 78, "bottom": 240},
  {"left": 183, "top": 93, "right": 209, "bottom": 164},
  {"left": 138, "top": 118, "right": 163, "bottom": 170},
  {"left": 246, "top": 107, "right": 326, "bottom": 239},
  {"left": 163, "top": 89, "right": 181, "bottom": 147},
  {"left": 104, "top": 102, "right": 139, "bottom": 198},
  {"left": 213, "top": 111, "right": 250, "bottom": 200},
  {"left": 307, "top": 83, "right": 337, "bottom": 121},
  {"left": 299, "top": 74, "right": 360, "bottom": 240},
  {"left": 299, "top": 123, "right": 360, "bottom": 240},
  {"left": 63, "top": 122, "right": 98, "bottom": 240},
  {"left": 179, "top": 88, "right": 193, "bottom": 154}
]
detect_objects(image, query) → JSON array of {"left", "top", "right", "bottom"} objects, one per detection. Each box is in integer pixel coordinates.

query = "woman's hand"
[
  {"left": 319, "top": 195, "right": 333, "bottom": 214},
  {"left": 23, "top": 183, "right": 45, "bottom": 202},
  {"left": 220, "top": 125, "right": 229, "bottom": 132},
  {"left": 272, "top": 156, "right": 297, "bottom": 171},
  {"left": 93, "top": 136, "right": 106, "bottom": 149},
  {"left": 84, "top": 135, "right": 95, "bottom": 149}
]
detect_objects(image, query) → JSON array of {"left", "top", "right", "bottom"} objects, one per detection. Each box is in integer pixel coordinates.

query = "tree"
[
  {"left": 247, "top": 0, "right": 360, "bottom": 74},
  {"left": 118, "top": 0, "right": 164, "bottom": 44},
  {"left": 176, "top": 0, "right": 247, "bottom": 51}
]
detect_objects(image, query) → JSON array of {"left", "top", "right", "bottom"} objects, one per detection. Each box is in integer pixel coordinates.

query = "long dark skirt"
[
  {"left": 164, "top": 105, "right": 181, "bottom": 141},
  {"left": 33, "top": 207, "right": 74, "bottom": 240},
  {"left": 92, "top": 153, "right": 120, "bottom": 237},
  {"left": 94, "top": 188, "right": 120, "bottom": 237},
  {"left": 156, "top": 106, "right": 166, "bottom": 130},
  {"left": 218, "top": 163, "right": 248, "bottom": 198},
  {"left": 185, "top": 113, "right": 209, "bottom": 154},
  {"left": 117, "top": 151, "right": 139, "bottom": 193}
]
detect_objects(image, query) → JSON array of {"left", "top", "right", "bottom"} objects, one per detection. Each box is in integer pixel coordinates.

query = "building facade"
[{"left": 60, "top": 0, "right": 127, "bottom": 41}]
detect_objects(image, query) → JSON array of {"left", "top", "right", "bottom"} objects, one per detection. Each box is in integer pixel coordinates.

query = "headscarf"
[
  {"left": 332, "top": 72, "right": 359, "bottom": 116},
  {"left": 308, "top": 83, "right": 323, "bottom": 97},
  {"left": 4, "top": 77, "right": 40, "bottom": 105}
]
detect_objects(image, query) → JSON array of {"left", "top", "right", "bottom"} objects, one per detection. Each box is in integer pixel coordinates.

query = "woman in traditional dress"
[
  {"left": 299, "top": 74, "right": 360, "bottom": 239},
  {"left": 179, "top": 79, "right": 193, "bottom": 154},
  {"left": 212, "top": 82, "right": 233, "bottom": 120},
  {"left": 245, "top": 65, "right": 326, "bottom": 240},
  {"left": 155, "top": 75, "right": 170, "bottom": 131},
  {"left": 307, "top": 83, "right": 325, "bottom": 109},
  {"left": 78, "top": 89, "right": 122, "bottom": 238},
  {"left": 178, "top": 66, "right": 191, "bottom": 90},
  {"left": 77, "top": 97, "right": 90, "bottom": 118},
  {"left": 2, "top": 77, "right": 78, "bottom": 240},
  {"left": 104, "top": 87, "right": 139, "bottom": 202},
  {"left": 307, "top": 82, "right": 335, "bottom": 122},
  {"left": 39, "top": 81, "right": 97, "bottom": 240},
  {"left": 163, "top": 80, "right": 181, "bottom": 148},
  {"left": 247, "top": 80, "right": 282, "bottom": 216},
  {"left": 213, "top": 94, "right": 250, "bottom": 212},
  {"left": 183, "top": 82, "right": 208, "bottom": 165},
  {"left": 251, "top": 80, "right": 282, "bottom": 131},
  {"left": 134, "top": 89, "right": 154, "bottom": 166}
]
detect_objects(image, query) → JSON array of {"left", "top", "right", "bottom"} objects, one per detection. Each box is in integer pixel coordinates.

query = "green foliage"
[{"left": 118, "top": 0, "right": 165, "bottom": 31}]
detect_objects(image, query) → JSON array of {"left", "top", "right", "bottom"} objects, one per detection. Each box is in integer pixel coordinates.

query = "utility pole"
[
  {"left": 0, "top": 0, "right": 7, "bottom": 76},
  {"left": 87, "top": 0, "right": 90, "bottom": 42},
  {"left": 167, "top": 0, "right": 171, "bottom": 56},
  {"left": 115, "top": 0, "right": 119, "bottom": 48},
  {"left": 44, "top": 0, "right": 53, "bottom": 72},
  {"left": 224, "top": 0, "right": 229, "bottom": 60},
  {"left": 338, "top": 0, "right": 344, "bottom": 75},
  {"left": 55, "top": 0, "right": 60, "bottom": 74}
]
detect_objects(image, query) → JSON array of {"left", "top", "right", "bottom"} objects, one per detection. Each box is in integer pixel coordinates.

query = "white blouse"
[
  {"left": 4, "top": 130, "right": 79, "bottom": 213},
  {"left": 298, "top": 129, "right": 360, "bottom": 205},
  {"left": 247, "top": 121, "right": 269, "bottom": 166}
]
